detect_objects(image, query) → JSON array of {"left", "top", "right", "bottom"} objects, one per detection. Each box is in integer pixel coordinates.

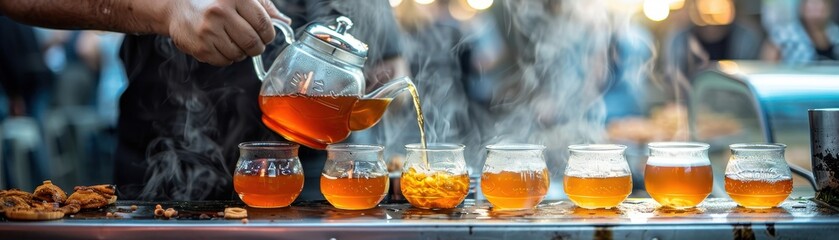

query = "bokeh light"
[
  {"left": 644, "top": 0, "right": 670, "bottom": 21},
  {"left": 390, "top": 0, "right": 403, "bottom": 7},
  {"left": 669, "top": 0, "right": 685, "bottom": 10},
  {"left": 692, "top": 0, "right": 735, "bottom": 26},
  {"left": 415, "top": 0, "right": 435, "bottom": 5},
  {"left": 466, "top": 0, "right": 494, "bottom": 10},
  {"left": 451, "top": 0, "right": 478, "bottom": 21}
]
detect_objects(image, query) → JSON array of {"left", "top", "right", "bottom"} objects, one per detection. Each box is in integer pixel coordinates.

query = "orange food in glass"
[
  {"left": 725, "top": 177, "right": 792, "bottom": 209},
  {"left": 481, "top": 170, "right": 550, "bottom": 209},
  {"left": 260, "top": 95, "right": 391, "bottom": 149},
  {"left": 321, "top": 175, "right": 389, "bottom": 210},
  {"left": 401, "top": 168, "right": 469, "bottom": 209},
  {"left": 234, "top": 173, "right": 304, "bottom": 208},
  {"left": 564, "top": 175, "right": 632, "bottom": 209}
]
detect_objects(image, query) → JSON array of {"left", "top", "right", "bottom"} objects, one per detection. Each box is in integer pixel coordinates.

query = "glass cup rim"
[
  {"left": 326, "top": 143, "right": 384, "bottom": 152},
  {"left": 729, "top": 143, "right": 786, "bottom": 151},
  {"left": 648, "top": 141, "right": 709, "bottom": 151},
  {"left": 238, "top": 141, "right": 299, "bottom": 150},
  {"left": 405, "top": 143, "right": 465, "bottom": 151},
  {"left": 485, "top": 143, "right": 546, "bottom": 151},
  {"left": 568, "top": 144, "right": 627, "bottom": 152}
]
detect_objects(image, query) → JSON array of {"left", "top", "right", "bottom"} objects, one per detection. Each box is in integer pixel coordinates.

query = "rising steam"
[
  {"left": 139, "top": 40, "right": 237, "bottom": 200},
  {"left": 378, "top": 0, "right": 654, "bottom": 181}
]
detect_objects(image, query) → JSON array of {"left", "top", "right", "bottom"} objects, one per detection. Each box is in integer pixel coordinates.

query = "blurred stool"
[
  {"left": 43, "top": 106, "right": 103, "bottom": 187},
  {"left": 1, "top": 116, "right": 44, "bottom": 190},
  {"left": 43, "top": 109, "right": 77, "bottom": 185},
  {"left": 0, "top": 127, "right": 4, "bottom": 189}
]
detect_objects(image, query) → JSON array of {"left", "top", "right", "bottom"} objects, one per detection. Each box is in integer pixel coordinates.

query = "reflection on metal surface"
[
  {"left": 2, "top": 199, "right": 839, "bottom": 239},
  {"left": 1, "top": 198, "right": 836, "bottom": 224}
]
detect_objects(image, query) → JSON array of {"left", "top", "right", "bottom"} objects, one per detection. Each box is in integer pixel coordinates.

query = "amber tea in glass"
[
  {"left": 481, "top": 144, "right": 550, "bottom": 210},
  {"left": 564, "top": 144, "right": 632, "bottom": 209},
  {"left": 401, "top": 143, "right": 469, "bottom": 209},
  {"left": 321, "top": 144, "right": 389, "bottom": 210},
  {"left": 725, "top": 143, "right": 792, "bottom": 209},
  {"left": 644, "top": 142, "right": 713, "bottom": 209},
  {"left": 234, "top": 142, "right": 304, "bottom": 208}
]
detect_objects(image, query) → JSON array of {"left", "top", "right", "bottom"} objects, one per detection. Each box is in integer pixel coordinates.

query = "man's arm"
[
  {"left": 0, "top": 0, "right": 168, "bottom": 35},
  {"left": 0, "top": 0, "right": 291, "bottom": 66}
]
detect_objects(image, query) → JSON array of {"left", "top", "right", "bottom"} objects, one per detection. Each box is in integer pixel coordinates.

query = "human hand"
[{"left": 166, "top": 0, "right": 291, "bottom": 66}]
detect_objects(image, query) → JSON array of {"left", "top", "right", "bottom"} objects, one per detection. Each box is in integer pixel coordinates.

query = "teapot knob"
[{"left": 335, "top": 16, "right": 353, "bottom": 34}]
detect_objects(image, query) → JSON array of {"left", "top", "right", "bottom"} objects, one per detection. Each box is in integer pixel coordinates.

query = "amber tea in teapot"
[
  {"left": 252, "top": 16, "right": 423, "bottom": 149},
  {"left": 260, "top": 94, "right": 391, "bottom": 150}
]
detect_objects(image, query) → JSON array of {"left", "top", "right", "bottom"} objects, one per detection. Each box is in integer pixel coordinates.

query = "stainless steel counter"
[{"left": 2, "top": 198, "right": 838, "bottom": 239}]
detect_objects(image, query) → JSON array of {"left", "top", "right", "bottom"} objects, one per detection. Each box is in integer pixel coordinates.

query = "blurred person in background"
[
  {"left": 664, "top": 0, "right": 764, "bottom": 78},
  {"left": 764, "top": 0, "right": 839, "bottom": 62},
  {"left": 660, "top": 0, "right": 766, "bottom": 112},
  {"left": 0, "top": 16, "right": 55, "bottom": 188}
]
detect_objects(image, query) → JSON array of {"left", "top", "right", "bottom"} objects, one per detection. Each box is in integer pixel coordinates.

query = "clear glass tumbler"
[
  {"left": 564, "top": 144, "right": 632, "bottom": 209},
  {"left": 401, "top": 143, "right": 469, "bottom": 209},
  {"left": 725, "top": 143, "right": 792, "bottom": 209},
  {"left": 234, "top": 142, "right": 303, "bottom": 208},
  {"left": 481, "top": 144, "right": 550, "bottom": 210},
  {"left": 321, "top": 144, "right": 389, "bottom": 210},
  {"left": 644, "top": 142, "right": 713, "bottom": 209}
]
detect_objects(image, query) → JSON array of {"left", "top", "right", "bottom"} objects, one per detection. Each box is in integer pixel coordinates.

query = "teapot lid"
[{"left": 302, "top": 16, "right": 368, "bottom": 67}]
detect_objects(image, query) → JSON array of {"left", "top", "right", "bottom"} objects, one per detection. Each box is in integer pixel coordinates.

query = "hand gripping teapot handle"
[{"left": 253, "top": 18, "right": 295, "bottom": 81}]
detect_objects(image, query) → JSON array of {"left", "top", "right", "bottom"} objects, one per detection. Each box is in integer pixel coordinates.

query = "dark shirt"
[
  {"left": 694, "top": 28, "right": 732, "bottom": 61},
  {"left": 815, "top": 45, "right": 837, "bottom": 60},
  {"left": 0, "top": 16, "right": 53, "bottom": 107},
  {"left": 115, "top": 0, "right": 401, "bottom": 200}
]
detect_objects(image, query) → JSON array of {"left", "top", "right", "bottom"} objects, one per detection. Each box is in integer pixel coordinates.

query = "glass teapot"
[{"left": 253, "top": 16, "right": 414, "bottom": 150}]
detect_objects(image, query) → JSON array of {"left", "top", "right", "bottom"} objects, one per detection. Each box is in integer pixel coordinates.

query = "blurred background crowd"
[{"left": 1, "top": 0, "right": 837, "bottom": 199}]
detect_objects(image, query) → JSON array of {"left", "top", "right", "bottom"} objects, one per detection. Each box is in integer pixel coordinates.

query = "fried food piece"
[
  {"left": 1, "top": 189, "right": 37, "bottom": 213},
  {"left": 4, "top": 207, "right": 64, "bottom": 221},
  {"left": 83, "top": 184, "right": 117, "bottom": 196},
  {"left": 60, "top": 203, "right": 81, "bottom": 214},
  {"left": 154, "top": 208, "right": 165, "bottom": 217},
  {"left": 224, "top": 207, "right": 248, "bottom": 219},
  {"left": 0, "top": 189, "right": 33, "bottom": 200},
  {"left": 1, "top": 196, "right": 31, "bottom": 213},
  {"left": 163, "top": 208, "right": 178, "bottom": 218},
  {"left": 66, "top": 184, "right": 117, "bottom": 209},
  {"left": 34, "top": 180, "right": 67, "bottom": 203},
  {"left": 30, "top": 201, "right": 59, "bottom": 211},
  {"left": 66, "top": 189, "right": 109, "bottom": 209}
]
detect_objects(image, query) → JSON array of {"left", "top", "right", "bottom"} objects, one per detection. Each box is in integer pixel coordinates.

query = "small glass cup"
[
  {"left": 234, "top": 142, "right": 303, "bottom": 208},
  {"left": 564, "top": 144, "right": 632, "bottom": 209},
  {"left": 401, "top": 143, "right": 469, "bottom": 209},
  {"left": 481, "top": 144, "right": 550, "bottom": 210},
  {"left": 644, "top": 142, "right": 713, "bottom": 209},
  {"left": 321, "top": 144, "right": 389, "bottom": 210},
  {"left": 725, "top": 143, "right": 792, "bottom": 209}
]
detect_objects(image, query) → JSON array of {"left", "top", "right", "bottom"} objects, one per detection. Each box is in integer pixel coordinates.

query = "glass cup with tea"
[
  {"left": 564, "top": 144, "right": 632, "bottom": 209},
  {"left": 321, "top": 144, "right": 390, "bottom": 210},
  {"left": 401, "top": 143, "right": 470, "bottom": 209},
  {"left": 481, "top": 144, "right": 550, "bottom": 210},
  {"left": 234, "top": 142, "right": 304, "bottom": 208},
  {"left": 644, "top": 142, "right": 713, "bottom": 209},
  {"left": 724, "top": 143, "right": 793, "bottom": 209}
]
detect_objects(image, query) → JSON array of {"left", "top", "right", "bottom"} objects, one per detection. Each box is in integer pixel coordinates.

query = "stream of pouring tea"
[{"left": 407, "top": 83, "right": 429, "bottom": 167}]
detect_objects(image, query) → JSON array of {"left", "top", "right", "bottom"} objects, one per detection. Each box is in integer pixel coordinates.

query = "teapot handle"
[{"left": 253, "top": 18, "right": 295, "bottom": 81}]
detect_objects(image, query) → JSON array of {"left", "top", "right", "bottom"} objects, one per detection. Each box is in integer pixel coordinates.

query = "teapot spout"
[{"left": 364, "top": 76, "right": 415, "bottom": 99}]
